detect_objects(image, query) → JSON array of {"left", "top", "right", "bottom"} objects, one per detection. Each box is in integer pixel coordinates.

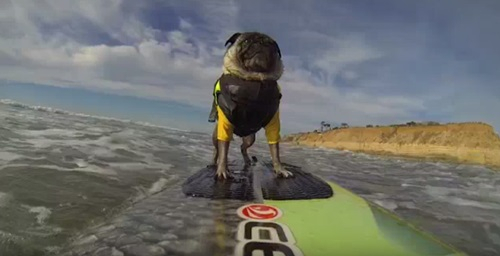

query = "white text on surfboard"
[{"left": 234, "top": 204, "right": 304, "bottom": 256}]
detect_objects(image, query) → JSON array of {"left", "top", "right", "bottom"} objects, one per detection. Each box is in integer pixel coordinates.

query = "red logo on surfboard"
[{"left": 237, "top": 204, "right": 282, "bottom": 221}]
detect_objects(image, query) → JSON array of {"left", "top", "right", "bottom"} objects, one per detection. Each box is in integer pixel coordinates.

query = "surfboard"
[{"left": 182, "top": 158, "right": 467, "bottom": 256}]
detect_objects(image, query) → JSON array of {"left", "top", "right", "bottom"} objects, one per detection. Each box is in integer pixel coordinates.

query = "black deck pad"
[
  {"left": 258, "top": 161, "right": 334, "bottom": 200},
  {"left": 181, "top": 161, "right": 255, "bottom": 200},
  {"left": 182, "top": 158, "right": 334, "bottom": 201}
]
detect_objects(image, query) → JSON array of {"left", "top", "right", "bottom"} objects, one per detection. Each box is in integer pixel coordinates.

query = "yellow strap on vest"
[{"left": 213, "top": 80, "right": 221, "bottom": 105}]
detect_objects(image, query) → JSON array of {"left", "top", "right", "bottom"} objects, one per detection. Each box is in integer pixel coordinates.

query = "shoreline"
[{"left": 282, "top": 122, "right": 500, "bottom": 171}]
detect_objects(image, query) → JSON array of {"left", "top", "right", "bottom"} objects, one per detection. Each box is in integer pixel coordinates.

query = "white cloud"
[
  {"left": 0, "top": 0, "right": 499, "bottom": 133},
  {"left": 0, "top": 0, "right": 226, "bottom": 107}
]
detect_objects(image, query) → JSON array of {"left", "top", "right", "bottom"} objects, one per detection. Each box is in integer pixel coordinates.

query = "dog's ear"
[
  {"left": 224, "top": 32, "right": 241, "bottom": 47},
  {"left": 274, "top": 42, "right": 282, "bottom": 58}
]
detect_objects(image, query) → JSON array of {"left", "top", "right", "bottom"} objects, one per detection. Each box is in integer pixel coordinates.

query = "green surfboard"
[
  {"left": 259, "top": 182, "right": 465, "bottom": 256},
  {"left": 183, "top": 159, "right": 467, "bottom": 256}
]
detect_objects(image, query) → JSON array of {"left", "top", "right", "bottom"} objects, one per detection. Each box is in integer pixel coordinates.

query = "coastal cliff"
[{"left": 282, "top": 122, "right": 500, "bottom": 170}]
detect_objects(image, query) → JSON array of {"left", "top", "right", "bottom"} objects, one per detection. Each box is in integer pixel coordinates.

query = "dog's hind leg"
[{"left": 241, "top": 133, "right": 255, "bottom": 166}]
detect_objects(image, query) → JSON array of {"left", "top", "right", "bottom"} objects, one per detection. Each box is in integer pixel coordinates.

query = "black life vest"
[{"left": 214, "top": 74, "right": 281, "bottom": 137}]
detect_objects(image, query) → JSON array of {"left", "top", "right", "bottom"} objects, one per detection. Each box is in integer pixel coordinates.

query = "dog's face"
[{"left": 223, "top": 32, "right": 284, "bottom": 81}]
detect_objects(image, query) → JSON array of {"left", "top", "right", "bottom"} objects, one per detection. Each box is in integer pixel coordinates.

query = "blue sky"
[{"left": 1, "top": 0, "right": 499, "bottom": 134}]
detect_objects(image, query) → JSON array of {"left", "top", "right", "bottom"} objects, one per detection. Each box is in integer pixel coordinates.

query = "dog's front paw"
[
  {"left": 273, "top": 163, "right": 293, "bottom": 178},
  {"left": 215, "top": 166, "right": 231, "bottom": 180}
]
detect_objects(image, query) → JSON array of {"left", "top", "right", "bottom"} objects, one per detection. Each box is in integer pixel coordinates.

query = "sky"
[{"left": 0, "top": 0, "right": 499, "bottom": 135}]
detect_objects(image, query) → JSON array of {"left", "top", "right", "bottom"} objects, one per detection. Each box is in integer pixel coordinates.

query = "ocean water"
[{"left": 0, "top": 99, "right": 499, "bottom": 256}]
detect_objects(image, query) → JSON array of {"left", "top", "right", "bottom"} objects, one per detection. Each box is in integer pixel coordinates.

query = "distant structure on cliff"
[
  {"left": 318, "top": 120, "right": 445, "bottom": 132},
  {"left": 320, "top": 121, "right": 349, "bottom": 132},
  {"left": 320, "top": 121, "right": 328, "bottom": 132}
]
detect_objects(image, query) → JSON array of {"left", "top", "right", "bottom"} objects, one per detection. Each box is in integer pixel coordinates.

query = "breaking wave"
[{"left": 0, "top": 98, "right": 188, "bottom": 132}]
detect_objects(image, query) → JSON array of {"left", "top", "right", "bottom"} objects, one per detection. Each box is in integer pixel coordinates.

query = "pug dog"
[{"left": 208, "top": 32, "right": 293, "bottom": 180}]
